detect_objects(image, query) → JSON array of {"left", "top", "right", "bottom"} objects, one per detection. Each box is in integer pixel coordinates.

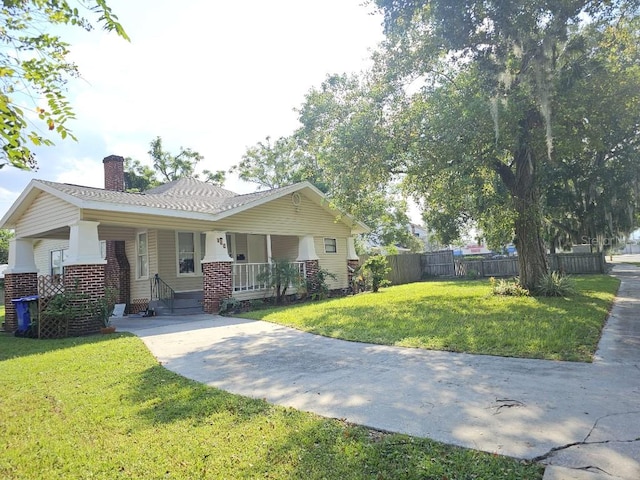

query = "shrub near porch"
[{"left": 241, "top": 275, "right": 620, "bottom": 362}]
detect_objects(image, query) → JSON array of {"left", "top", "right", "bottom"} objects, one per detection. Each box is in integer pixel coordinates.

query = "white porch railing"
[{"left": 232, "top": 262, "right": 306, "bottom": 293}]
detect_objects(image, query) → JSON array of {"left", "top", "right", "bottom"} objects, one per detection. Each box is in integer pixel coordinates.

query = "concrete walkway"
[{"left": 113, "top": 263, "right": 640, "bottom": 480}]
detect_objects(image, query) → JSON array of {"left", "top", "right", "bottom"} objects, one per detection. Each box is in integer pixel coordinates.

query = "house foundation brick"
[
  {"left": 64, "top": 264, "right": 105, "bottom": 336},
  {"left": 303, "top": 260, "right": 320, "bottom": 293},
  {"left": 347, "top": 259, "right": 359, "bottom": 287},
  {"left": 3, "top": 272, "right": 38, "bottom": 332},
  {"left": 203, "top": 262, "right": 232, "bottom": 313}
]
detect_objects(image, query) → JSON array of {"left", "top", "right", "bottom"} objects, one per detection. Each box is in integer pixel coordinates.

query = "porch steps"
[{"left": 150, "top": 291, "right": 204, "bottom": 316}]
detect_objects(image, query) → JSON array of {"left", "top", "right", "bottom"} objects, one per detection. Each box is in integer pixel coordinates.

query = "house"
[{"left": 1, "top": 155, "right": 368, "bottom": 335}]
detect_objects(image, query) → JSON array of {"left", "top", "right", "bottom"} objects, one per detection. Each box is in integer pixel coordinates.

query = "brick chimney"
[
  {"left": 102, "top": 154, "right": 131, "bottom": 307},
  {"left": 103, "top": 155, "right": 125, "bottom": 192}
]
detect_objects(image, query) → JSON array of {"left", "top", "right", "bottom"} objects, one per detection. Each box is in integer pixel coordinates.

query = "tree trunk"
[
  {"left": 494, "top": 110, "right": 549, "bottom": 291},
  {"left": 514, "top": 197, "right": 549, "bottom": 290}
]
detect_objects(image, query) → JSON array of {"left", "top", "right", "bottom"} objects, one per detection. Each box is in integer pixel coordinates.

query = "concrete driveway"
[{"left": 113, "top": 262, "right": 640, "bottom": 480}]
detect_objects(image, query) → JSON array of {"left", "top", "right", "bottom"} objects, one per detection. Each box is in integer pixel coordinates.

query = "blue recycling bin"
[{"left": 12, "top": 295, "right": 39, "bottom": 332}]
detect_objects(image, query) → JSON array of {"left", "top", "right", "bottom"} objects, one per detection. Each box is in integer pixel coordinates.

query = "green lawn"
[
  {"left": 241, "top": 275, "right": 619, "bottom": 362},
  {"left": 0, "top": 334, "right": 542, "bottom": 480}
]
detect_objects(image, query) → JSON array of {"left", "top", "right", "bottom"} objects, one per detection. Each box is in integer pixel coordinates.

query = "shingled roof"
[{"left": 33, "top": 177, "right": 294, "bottom": 215}]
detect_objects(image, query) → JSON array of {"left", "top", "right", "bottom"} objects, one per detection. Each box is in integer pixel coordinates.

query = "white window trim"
[
  {"left": 226, "top": 233, "right": 237, "bottom": 262},
  {"left": 50, "top": 247, "right": 68, "bottom": 276},
  {"left": 324, "top": 237, "right": 338, "bottom": 254},
  {"left": 176, "top": 231, "right": 209, "bottom": 277},
  {"left": 136, "top": 231, "right": 149, "bottom": 280}
]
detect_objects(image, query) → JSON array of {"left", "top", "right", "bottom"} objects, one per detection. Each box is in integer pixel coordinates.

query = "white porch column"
[
  {"left": 346, "top": 236, "right": 359, "bottom": 261},
  {"left": 202, "top": 231, "right": 233, "bottom": 263},
  {"left": 295, "top": 235, "right": 319, "bottom": 261},
  {"left": 5, "top": 238, "right": 37, "bottom": 274},
  {"left": 201, "top": 231, "right": 233, "bottom": 314},
  {"left": 266, "top": 234, "right": 272, "bottom": 263},
  {"left": 64, "top": 221, "right": 106, "bottom": 266}
]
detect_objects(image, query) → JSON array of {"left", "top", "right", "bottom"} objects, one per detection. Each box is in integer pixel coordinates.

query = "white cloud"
[{"left": 0, "top": 0, "right": 388, "bottom": 219}]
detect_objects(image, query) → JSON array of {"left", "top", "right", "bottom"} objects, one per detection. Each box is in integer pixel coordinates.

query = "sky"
[{"left": 0, "top": 0, "right": 387, "bottom": 219}]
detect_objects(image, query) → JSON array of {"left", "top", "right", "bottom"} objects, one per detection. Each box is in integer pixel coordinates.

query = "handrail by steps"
[{"left": 150, "top": 273, "right": 175, "bottom": 313}]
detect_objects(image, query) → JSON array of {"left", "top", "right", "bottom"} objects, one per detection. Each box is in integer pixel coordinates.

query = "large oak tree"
[{"left": 373, "top": 0, "right": 640, "bottom": 288}]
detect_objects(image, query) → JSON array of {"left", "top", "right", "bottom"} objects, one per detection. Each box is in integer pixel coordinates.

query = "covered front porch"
[
  {"left": 200, "top": 231, "right": 355, "bottom": 312},
  {"left": 223, "top": 232, "right": 313, "bottom": 300}
]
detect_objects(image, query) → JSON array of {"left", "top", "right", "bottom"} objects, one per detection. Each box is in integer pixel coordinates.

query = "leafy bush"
[
  {"left": 307, "top": 267, "right": 337, "bottom": 300},
  {"left": 248, "top": 299, "right": 267, "bottom": 310},
  {"left": 257, "top": 259, "right": 302, "bottom": 304},
  {"left": 466, "top": 269, "right": 480, "bottom": 279},
  {"left": 535, "top": 271, "right": 577, "bottom": 297},
  {"left": 362, "top": 255, "right": 391, "bottom": 293},
  {"left": 219, "top": 297, "right": 241, "bottom": 314},
  {"left": 490, "top": 277, "right": 530, "bottom": 297}
]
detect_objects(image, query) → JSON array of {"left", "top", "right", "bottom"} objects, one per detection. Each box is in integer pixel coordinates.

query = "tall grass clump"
[
  {"left": 535, "top": 271, "right": 576, "bottom": 297},
  {"left": 489, "top": 277, "right": 530, "bottom": 297}
]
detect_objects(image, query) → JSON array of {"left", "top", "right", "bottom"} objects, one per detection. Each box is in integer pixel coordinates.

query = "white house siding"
[
  {"left": 96, "top": 225, "right": 136, "bottom": 241},
  {"left": 315, "top": 236, "right": 349, "bottom": 289},
  {"left": 271, "top": 235, "right": 298, "bottom": 260},
  {"left": 33, "top": 239, "right": 70, "bottom": 276},
  {"left": 15, "top": 192, "right": 79, "bottom": 238},
  {"left": 233, "top": 234, "right": 248, "bottom": 262},
  {"left": 155, "top": 229, "right": 203, "bottom": 293},
  {"left": 215, "top": 194, "right": 352, "bottom": 289},
  {"left": 82, "top": 209, "right": 213, "bottom": 231},
  {"left": 127, "top": 229, "right": 158, "bottom": 301},
  {"left": 215, "top": 193, "right": 351, "bottom": 238}
]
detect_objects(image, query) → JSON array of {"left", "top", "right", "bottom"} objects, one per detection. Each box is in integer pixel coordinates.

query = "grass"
[
  {"left": 241, "top": 275, "right": 620, "bottom": 362},
  {"left": 0, "top": 334, "right": 543, "bottom": 479}
]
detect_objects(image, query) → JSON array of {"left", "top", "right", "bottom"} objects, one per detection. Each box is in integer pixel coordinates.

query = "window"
[
  {"left": 324, "top": 238, "right": 337, "bottom": 254},
  {"left": 177, "top": 232, "right": 195, "bottom": 274},
  {"left": 50, "top": 248, "right": 68, "bottom": 276},
  {"left": 137, "top": 232, "right": 149, "bottom": 279}
]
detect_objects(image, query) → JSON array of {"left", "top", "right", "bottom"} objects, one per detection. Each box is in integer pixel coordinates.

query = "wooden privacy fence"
[
  {"left": 360, "top": 251, "right": 606, "bottom": 287},
  {"left": 425, "top": 251, "right": 606, "bottom": 279},
  {"left": 548, "top": 253, "right": 607, "bottom": 274},
  {"left": 360, "top": 253, "right": 424, "bottom": 286},
  {"left": 422, "top": 250, "right": 456, "bottom": 277},
  {"left": 455, "top": 258, "right": 519, "bottom": 277}
]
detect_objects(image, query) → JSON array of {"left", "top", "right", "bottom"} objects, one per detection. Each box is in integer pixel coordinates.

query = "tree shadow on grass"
[
  {"left": 0, "top": 331, "right": 130, "bottom": 362},
  {"left": 124, "top": 364, "right": 271, "bottom": 426},
  {"left": 213, "top": 417, "right": 544, "bottom": 480}
]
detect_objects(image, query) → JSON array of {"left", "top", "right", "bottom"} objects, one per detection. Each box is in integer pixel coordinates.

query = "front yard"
[
  {"left": 0, "top": 274, "right": 619, "bottom": 478},
  {"left": 241, "top": 275, "right": 620, "bottom": 362},
  {"left": 0, "top": 334, "right": 542, "bottom": 479}
]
